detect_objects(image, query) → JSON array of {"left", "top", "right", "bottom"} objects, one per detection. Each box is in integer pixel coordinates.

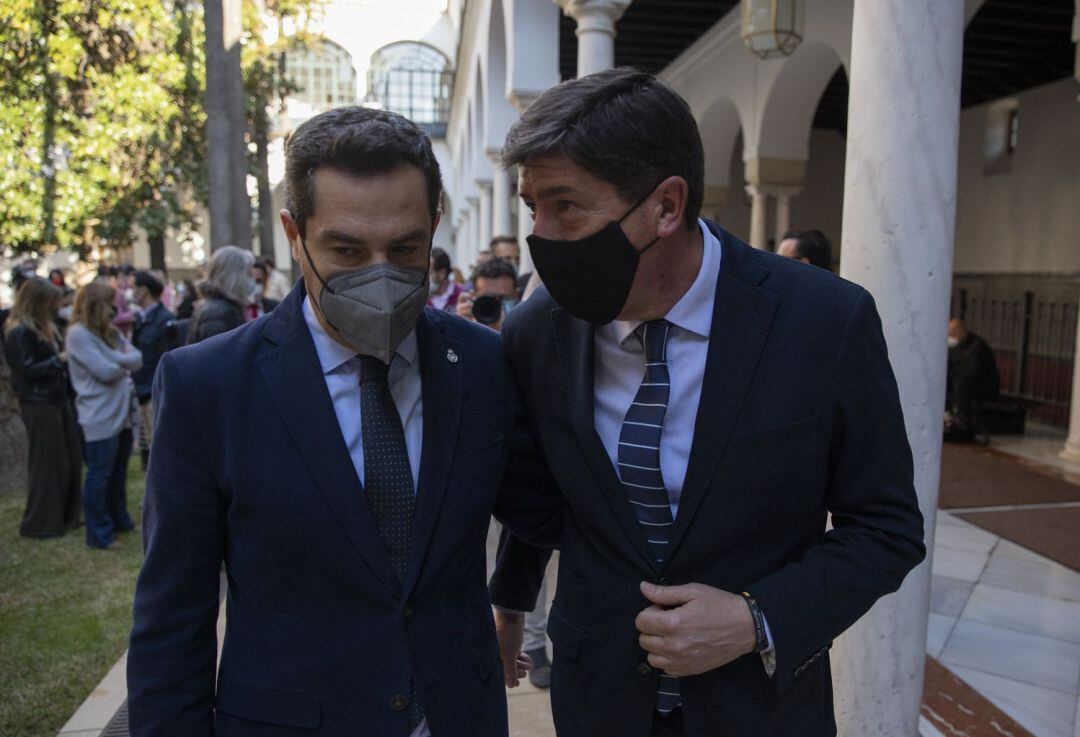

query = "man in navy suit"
[
  {"left": 488, "top": 69, "right": 926, "bottom": 736},
  {"left": 128, "top": 107, "right": 532, "bottom": 736}
]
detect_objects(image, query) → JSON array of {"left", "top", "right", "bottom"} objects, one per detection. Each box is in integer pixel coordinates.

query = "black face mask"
[{"left": 526, "top": 186, "right": 661, "bottom": 325}]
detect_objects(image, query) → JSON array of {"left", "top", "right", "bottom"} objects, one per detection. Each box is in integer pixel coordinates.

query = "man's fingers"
[
  {"left": 646, "top": 652, "right": 674, "bottom": 672},
  {"left": 640, "top": 581, "right": 699, "bottom": 607},
  {"left": 638, "top": 633, "right": 670, "bottom": 655},
  {"left": 635, "top": 605, "right": 676, "bottom": 635}
]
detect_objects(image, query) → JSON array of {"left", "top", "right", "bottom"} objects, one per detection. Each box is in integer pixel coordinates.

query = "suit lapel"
[
  {"left": 255, "top": 286, "right": 401, "bottom": 599},
  {"left": 664, "top": 227, "right": 779, "bottom": 564},
  {"left": 551, "top": 307, "right": 661, "bottom": 575},
  {"left": 401, "top": 311, "right": 463, "bottom": 601}
]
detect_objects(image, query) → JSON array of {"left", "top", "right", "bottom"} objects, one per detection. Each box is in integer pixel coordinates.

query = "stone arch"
[
  {"left": 755, "top": 41, "right": 846, "bottom": 162},
  {"left": 484, "top": 0, "right": 518, "bottom": 152}
]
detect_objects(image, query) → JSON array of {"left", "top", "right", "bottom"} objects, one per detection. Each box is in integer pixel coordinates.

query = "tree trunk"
[
  {"left": 254, "top": 105, "right": 275, "bottom": 258},
  {"left": 204, "top": 0, "right": 252, "bottom": 250},
  {"left": 148, "top": 230, "right": 167, "bottom": 272},
  {"left": 39, "top": 0, "right": 58, "bottom": 249}
]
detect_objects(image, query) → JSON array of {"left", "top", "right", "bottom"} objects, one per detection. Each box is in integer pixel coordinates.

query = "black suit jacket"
[
  {"left": 491, "top": 224, "right": 925, "bottom": 737},
  {"left": 128, "top": 282, "right": 516, "bottom": 736}
]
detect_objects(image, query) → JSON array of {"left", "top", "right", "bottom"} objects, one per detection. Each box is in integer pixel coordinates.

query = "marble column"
[
  {"left": 744, "top": 184, "right": 770, "bottom": 250},
  {"left": 490, "top": 156, "right": 513, "bottom": 239},
  {"left": 478, "top": 182, "right": 493, "bottom": 259},
  {"left": 559, "top": 0, "right": 632, "bottom": 77},
  {"left": 773, "top": 186, "right": 800, "bottom": 244},
  {"left": 1060, "top": 306, "right": 1080, "bottom": 463},
  {"left": 835, "top": 1, "right": 965, "bottom": 735}
]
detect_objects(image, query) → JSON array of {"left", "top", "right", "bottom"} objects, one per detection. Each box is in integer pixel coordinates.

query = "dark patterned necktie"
[
  {"left": 617, "top": 320, "right": 681, "bottom": 714},
  {"left": 358, "top": 355, "right": 423, "bottom": 731}
]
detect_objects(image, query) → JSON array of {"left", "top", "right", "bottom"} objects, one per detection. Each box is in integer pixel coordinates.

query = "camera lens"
[{"left": 472, "top": 295, "right": 502, "bottom": 325}]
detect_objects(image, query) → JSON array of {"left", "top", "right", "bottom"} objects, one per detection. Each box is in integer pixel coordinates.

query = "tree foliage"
[{"left": 0, "top": 0, "right": 323, "bottom": 257}]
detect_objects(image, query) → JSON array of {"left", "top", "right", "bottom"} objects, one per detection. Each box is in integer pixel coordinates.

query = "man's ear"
[
  {"left": 280, "top": 209, "right": 302, "bottom": 263},
  {"left": 655, "top": 176, "right": 689, "bottom": 239}
]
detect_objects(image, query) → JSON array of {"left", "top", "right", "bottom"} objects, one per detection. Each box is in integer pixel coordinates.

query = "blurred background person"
[
  {"left": 490, "top": 235, "right": 531, "bottom": 295},
  {"left": 777, "top": 229, "right": 834, "bottom": 271},
  {"left": 250, "top": 258, "right": 281, "bottom": 318},
  {"left": 946, "top": 317, "right": 1000, "bottom": 442},
  {"left": 173, "top": 278, "right": 197, "bottom": 320},
  {"left": 111, "top": 264, "right": 138, "bottom": 336},
  {"left": 261, "top": 254, "right": 291, "bottom": 301},
  {"left": 66, "top": 281, "right": 142, "bottom": 549},
  {"left": 455, "top": 258, "right": 519, "bottom": 333},
  {"left": 3, "top": 277, "right": 82, "bottom": 539},
  {"left": 131, "top": 271, "right": 174, "bottom": 468},
  {"left": 48, "top": 268, "right": 67, "bottom": 290},
  {"left": 187, "top": 245, "right": 255, "bottom": 344},
  {"left": 427, "top": 246, "right": 465, "bottom": 313}
]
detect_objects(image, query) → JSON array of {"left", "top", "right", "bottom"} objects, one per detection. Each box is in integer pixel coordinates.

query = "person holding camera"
[{"left": 455, "top": 258, "right": 519, "bottom": 332}]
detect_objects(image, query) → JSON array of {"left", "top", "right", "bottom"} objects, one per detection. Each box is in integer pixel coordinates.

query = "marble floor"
[
  {"left": 929, "top": 510, "right": 1080, "bottom": 737},
  {"left": 989, "top": 424, "right": 1080, "bottom": 485}
]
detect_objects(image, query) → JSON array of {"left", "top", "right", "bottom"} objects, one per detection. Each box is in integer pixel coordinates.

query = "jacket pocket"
[
  {"left": 546, "top": 604, "right": 585, "bottom": 662},
  {"left": 215, "top": 675, "right": 321, "bottom": 729},
  {"left": 729, "top": 414, "right": 819, "bottom": 456}
]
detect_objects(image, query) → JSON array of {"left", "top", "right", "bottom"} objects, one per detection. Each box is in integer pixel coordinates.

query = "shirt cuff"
[
  {"left": 492, "top": 604, "right": 527, "bottom": 615},
  {"left": 759, "top": 614, "right": 776, "bottom": 677}
]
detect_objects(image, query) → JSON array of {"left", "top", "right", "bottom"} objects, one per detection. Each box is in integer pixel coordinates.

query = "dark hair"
[
  {"left": 489, "top": 235, "right": 518, "bottom": 249},
  {"left": 285, "top": 106, "right": 443, "bottom": 236},
  {"left": 781, "top": 229, "right": 833, "bottom": 270},
  {"left": 474, "top": 257, "right": 518, "bottom": 283},
  {"left": 431, "top": 247, "right": 451, "bottom": 276},
  {"left": 252, "top": 258, "right": 268, "bottom": 275},
  {"left": 502, "top": 68, "right": 704, "bottom": 228},
  {"left": 134, "top": 270, "right": 164, "bottom": 298}
]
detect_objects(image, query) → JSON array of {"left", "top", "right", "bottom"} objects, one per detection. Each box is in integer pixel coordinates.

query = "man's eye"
[
  {"left": 333, "top": 248, "right": 357, "bottom": 256},
  {"left": 557, "top": 201, "right": 576, "bottom": 213},
  {"left": 393, "top": 245, "right": 419, "bottom": 255}
]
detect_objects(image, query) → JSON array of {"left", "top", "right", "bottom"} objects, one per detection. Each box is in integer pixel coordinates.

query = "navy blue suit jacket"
[
  {"left": 128, "top": 282, "right": 517, "bottom": 736},
  {"left": 490, "top": 224, "right": 926, "bottom": 737}
]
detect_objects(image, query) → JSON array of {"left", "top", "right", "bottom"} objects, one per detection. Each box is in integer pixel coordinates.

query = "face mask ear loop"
[
  {"left": 617, "top": 180, "right": 666, "bottom": 257},
  {"left": 297, "top": 233, "right": 351, "bottom": 339}
]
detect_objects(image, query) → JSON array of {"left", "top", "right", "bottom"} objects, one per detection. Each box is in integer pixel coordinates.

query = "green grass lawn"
[{"left": 0, "top": 458, "right": 146, "bottom": 737}]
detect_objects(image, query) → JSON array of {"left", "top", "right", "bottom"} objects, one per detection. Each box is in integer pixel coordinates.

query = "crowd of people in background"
[
  {"left": 0, "top": 249, "right": 293, "bottom": 549},
  {"left": 1, "top": 228, "right": 843, "bottom": 556}
]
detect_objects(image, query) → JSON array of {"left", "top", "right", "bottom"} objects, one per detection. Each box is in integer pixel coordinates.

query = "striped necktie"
[
  {"left": 617, "top": 320, "right": 680, "bottom": 714},
  {"left": 358, "top": 355, "right": 424, "bottom": 731}
]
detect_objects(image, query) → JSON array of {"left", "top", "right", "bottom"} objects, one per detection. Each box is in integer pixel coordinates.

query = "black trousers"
[
  {"left": 19, "top": 400, "right": 82, "bottom": 537},
  {"left": 651, "top": 708, "right": 686, "bottom": 737}
]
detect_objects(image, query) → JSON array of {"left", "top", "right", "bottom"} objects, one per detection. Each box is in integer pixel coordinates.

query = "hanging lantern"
[{"left": 740, "top": 0, "right": 804, "bottom": 59}]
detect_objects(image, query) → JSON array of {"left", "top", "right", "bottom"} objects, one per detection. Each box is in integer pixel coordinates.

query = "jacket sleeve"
[
  {"left": 111, "top": 336, "right": 144, "bottom": 372},
  {"left": 489, "top": 316, "right": 564, "bottom": 610},
  {"left": 66, "top": 328, "right": 128, "bottom": 384},
  {"left": 7, "top": 327, "right": 63, "bottom": 381},
  {"left": 127, "top": 351, "right": 225, "bottom": 737},
  {"left": 746, "top": 289, "right": 926, "bottom": 694}
]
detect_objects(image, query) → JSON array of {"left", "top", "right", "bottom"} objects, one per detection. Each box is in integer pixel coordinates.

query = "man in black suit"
[
  {"left": 128, "top": 107, "right": 533, "bottom": 736},
  {"left": 489, "top": 69, "right": 925, "bottom": 737}
]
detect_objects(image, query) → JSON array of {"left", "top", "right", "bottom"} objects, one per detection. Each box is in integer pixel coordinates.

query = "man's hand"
[
  {"left": 635, "top": 582, "right": 757, "bottom": 677},
  {"left": 493, "top": 608, "right": 532, "bottom": 687},
  {"left": 456, "top": 291, "right": 475, "bottom": 322}
]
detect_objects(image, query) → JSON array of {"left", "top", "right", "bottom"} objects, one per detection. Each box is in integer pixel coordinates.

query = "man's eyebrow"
[
  {"left": 391, "top": 229, "right": 428, "bottom": 244},
  {"left": 534, "top": 185, "right": 580, "bottom": 199},
  {"left": 320, "top": 229, "right": 366, "bottom": 245}
]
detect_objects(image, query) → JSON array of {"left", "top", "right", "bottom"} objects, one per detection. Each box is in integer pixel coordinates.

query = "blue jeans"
[{"left": 83, "top": 428, "right": 135, "bottom": 548}]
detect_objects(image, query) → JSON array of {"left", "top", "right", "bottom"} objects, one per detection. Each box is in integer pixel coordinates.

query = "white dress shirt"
[
  {"left": 593, "top": 221, "right": 775, "bottom": 665},
  {"left": 303, "top": 297, "right": 431, "bottom": 737}
]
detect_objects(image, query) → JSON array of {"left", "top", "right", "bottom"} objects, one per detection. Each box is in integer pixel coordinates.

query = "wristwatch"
[{"left": 740, "top": 592, "right": 769, "bottom": 653}]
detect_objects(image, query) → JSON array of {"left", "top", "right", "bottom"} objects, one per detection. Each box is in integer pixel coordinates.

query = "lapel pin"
[{"left": 446, "top": 348, "right": 458, "bottom": 364}]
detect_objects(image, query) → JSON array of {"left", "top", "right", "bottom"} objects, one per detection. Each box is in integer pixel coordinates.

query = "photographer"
[{"left": 455, "top": 257, "right": 519, "bottom": 332}]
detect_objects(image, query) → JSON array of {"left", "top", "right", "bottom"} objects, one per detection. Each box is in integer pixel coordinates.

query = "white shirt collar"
[
  {"left": 610, "top": 219, "right": 721, "bottom": 347},
  {"left": 302, "top": 296, "right": 418, "bottom": 375}
]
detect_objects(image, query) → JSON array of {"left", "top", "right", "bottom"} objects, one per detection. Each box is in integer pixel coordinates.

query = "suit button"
[
  {"left": 390, "top": 694, "right": 409, "bottom": 711},
  {"left": 403, "top": 604, "right": 415, "bottom": 622},
  {"left": 637, "top": 662, "right": 654, "bottom": 676},
  {"left": 658, "top": 577, "right": 672, "bottom": 586}
]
